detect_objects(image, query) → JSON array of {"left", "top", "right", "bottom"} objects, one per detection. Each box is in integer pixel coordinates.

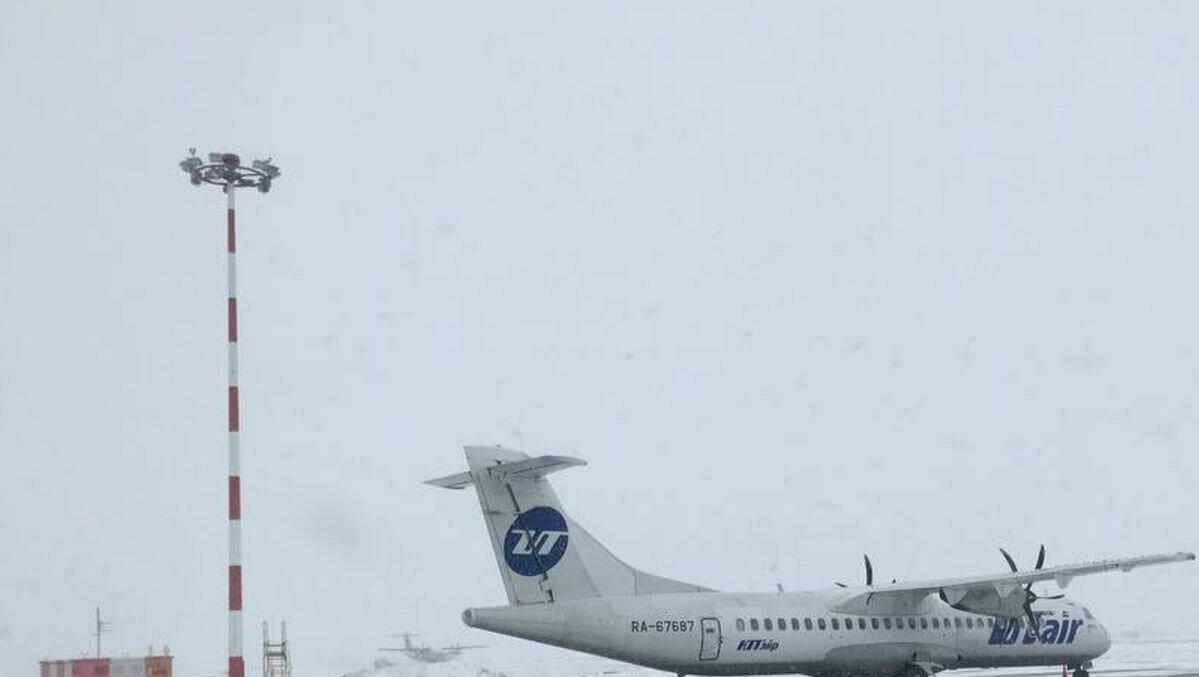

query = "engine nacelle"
[{"left": 940, "top": 586, "right": 1025, "bottom": 619}]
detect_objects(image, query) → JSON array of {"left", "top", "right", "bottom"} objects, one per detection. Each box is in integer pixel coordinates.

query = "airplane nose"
[{"left": 1095, "top": 623, "right": 1112, "bottom": 655}]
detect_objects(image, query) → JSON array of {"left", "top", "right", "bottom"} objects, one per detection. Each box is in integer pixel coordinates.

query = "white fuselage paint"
[{"left": 464, "top": 591, "right": 1110, "bottom": 677}]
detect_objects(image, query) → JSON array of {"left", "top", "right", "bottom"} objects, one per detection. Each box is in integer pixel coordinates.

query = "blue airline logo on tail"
[{"left": 504, "top": 506, "right": 569, "bottom": 576}]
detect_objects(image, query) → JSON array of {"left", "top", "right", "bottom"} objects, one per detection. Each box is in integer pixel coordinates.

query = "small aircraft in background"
[{"left": 378, "top": 633, "right": 485, "bottom": 664}]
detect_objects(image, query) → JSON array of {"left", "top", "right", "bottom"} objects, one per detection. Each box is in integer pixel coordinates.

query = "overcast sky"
[{"left": 2, "top": 2, "right": 1197, "bottom": 676}]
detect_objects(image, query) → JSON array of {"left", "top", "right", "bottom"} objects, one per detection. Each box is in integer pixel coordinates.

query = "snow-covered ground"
[
  {"left": 950, "top": 639, "right": 1199, "bottom": 677},
  {"left": 337, "top": 656, "right": 639, "bottom": 677},
  {"left": 336, "top": 640, "right": 1199, "bottom": 677}
]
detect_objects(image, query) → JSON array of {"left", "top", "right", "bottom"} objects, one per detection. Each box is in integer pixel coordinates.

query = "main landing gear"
[{"left": 1067, "top": 661, "right": 1092, "bottom": 677}]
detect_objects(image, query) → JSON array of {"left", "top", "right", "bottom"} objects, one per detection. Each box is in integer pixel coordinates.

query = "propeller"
[
  {"left": 998, "top": 544, "right": 1065, "bottom": 631},
  {"left": 835, "top": 555, "right": 875, "bottom": 589}
]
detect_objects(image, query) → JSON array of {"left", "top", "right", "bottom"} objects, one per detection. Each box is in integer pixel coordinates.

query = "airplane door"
[{"left": 699, "top": 618, "right": 721, "bottom": 661}]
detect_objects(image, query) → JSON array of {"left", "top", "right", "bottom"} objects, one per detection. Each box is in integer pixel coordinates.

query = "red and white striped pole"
[
  {"left": 226, "top": 182, "right": 244, "bottom": 677},
  {"left": 178, "top": 151, "right": 277, "bottom": 677}
]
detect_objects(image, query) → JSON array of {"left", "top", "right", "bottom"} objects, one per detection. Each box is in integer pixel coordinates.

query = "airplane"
[
  {"left": 377, "top": 633, "right": 485, "bottom": 663},
  {"left": 427, "top": 446, "right": 1196, "bottom": 677}
]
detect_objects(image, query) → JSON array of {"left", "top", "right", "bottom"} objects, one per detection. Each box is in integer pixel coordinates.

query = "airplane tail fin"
[{"left": 427, "top": 445, "right": 710, "bottom": 605}]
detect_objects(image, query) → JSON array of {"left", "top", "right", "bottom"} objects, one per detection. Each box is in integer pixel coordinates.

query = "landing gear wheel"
[{"left": 1073, "top": 669, "right": 1089, "bottom": 677}]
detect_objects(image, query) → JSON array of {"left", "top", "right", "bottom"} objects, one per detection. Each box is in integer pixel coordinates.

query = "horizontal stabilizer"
[
  {"left": 489, "top": 454, "right": 586, "bottom": 480},
  {"left": 425, "top": 455, "right": 586, "bottom": 490}
]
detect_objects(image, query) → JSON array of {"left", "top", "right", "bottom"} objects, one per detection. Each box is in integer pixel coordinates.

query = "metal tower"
[{"left": 263, "top": 621, "right": 292, "bottom": 677}]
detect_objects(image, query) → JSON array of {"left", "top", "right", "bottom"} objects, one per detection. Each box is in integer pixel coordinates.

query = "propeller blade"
[
  {"left": 999, "top": 548, "right": 1018, "bottom": 573},
  {"left": 864, "top": 555, "right": 874, "bottom": 586},
  {"left": 1025, "top": 606, "right": 1040, "bottom": 633},
  {"left": 1035, "top": 544, "right": 1046, "bottom": 571}
]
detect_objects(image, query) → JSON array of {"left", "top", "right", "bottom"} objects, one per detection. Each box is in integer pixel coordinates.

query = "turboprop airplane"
[
  {"left": 378, "top": 633, "right": 485, "bottom": 663},
  {"left": 428, "top": 447, "right": 1195, "bottom": 677}
]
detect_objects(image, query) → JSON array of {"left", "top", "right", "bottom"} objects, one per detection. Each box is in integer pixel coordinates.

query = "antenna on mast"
[{"left": 92, "top": 607, "right": 110, "bottom": 658}]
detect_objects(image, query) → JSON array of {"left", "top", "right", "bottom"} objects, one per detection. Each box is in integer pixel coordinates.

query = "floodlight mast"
[{"left": 178, "top": 149, "right": 280, "bottom": 677}]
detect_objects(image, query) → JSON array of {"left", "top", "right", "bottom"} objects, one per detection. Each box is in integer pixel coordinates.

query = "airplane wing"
[
  {"left": 377, "top": 648, "right": 420, "bottom": 653},
  {"left": 831, "top": 551, "right": 1194, "bottom": 617},
  {"left": 441, "top": 645, "right": 486, "bottom": 650}
]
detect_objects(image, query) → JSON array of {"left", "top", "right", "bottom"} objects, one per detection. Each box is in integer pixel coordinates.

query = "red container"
[
  {"left": 71, "top": 659, "right": 110, "bottom": 677},
  {"left": 40, "top": 654, "right": 169, "bottom": 677},
  {"left": 143, "top": 656, "right": 171, "bottom": 677}
]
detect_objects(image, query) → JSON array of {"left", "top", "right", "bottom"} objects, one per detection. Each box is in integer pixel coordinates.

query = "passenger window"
[
  {"left": 920, "top": 618, "right": 928, "bottom": 629},
  {"left": 944, "top": 617, "right": 951, "bottom": 628},
  {"left": 778, "top": 618, "right": 786, "bottom": 630},
  {"left": 965, "top": 618, "right": 973, "bottom": 629},
  {"left": 871, "top": 618, "right": 879, "bottom": 630},
  {"left": 804, "top": 618, "right": 813, "bottom": 631},
  {"left": 931, "top": 618, "right": 939, "bottom": 629},
  {"left": 764, "top": 618, "right": 772, "bottom": 631},
  {"left": 818, "top": 619, "right": 826, "bottom": 630},
  {"left": 954, "top": 618, "right": 962, "bottom": 628},
  {"left": 858, "top": 618, "right": 866, "bottom": 630},
  {"left": 908, "top": 618, "right": 917, "bottom": 629},
  {"left": 751, "top": 619, "right": 759, "bottom": 631},
  {"left": 791, "top": 618, "right": 800, "bottom": 631},
  {"left": 883, "top": 618, "right": 892, "bottom": 629},
  {"left": 736, "top": 619, "right": 745, "bottom": 632},
  {"left": 988, "top": 618, "right": 995, "bottom": 627},
  {"left": 831, "top": 618, "right": 840, "bottom": 630}
]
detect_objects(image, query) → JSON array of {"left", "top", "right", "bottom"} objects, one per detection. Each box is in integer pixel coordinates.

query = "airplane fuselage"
[
  {"left": 430, "top": 447, "right": 1185, "bottom": 677},
  {"left": 464, "top": 590, "right": 1110, "bottom": 677}
]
